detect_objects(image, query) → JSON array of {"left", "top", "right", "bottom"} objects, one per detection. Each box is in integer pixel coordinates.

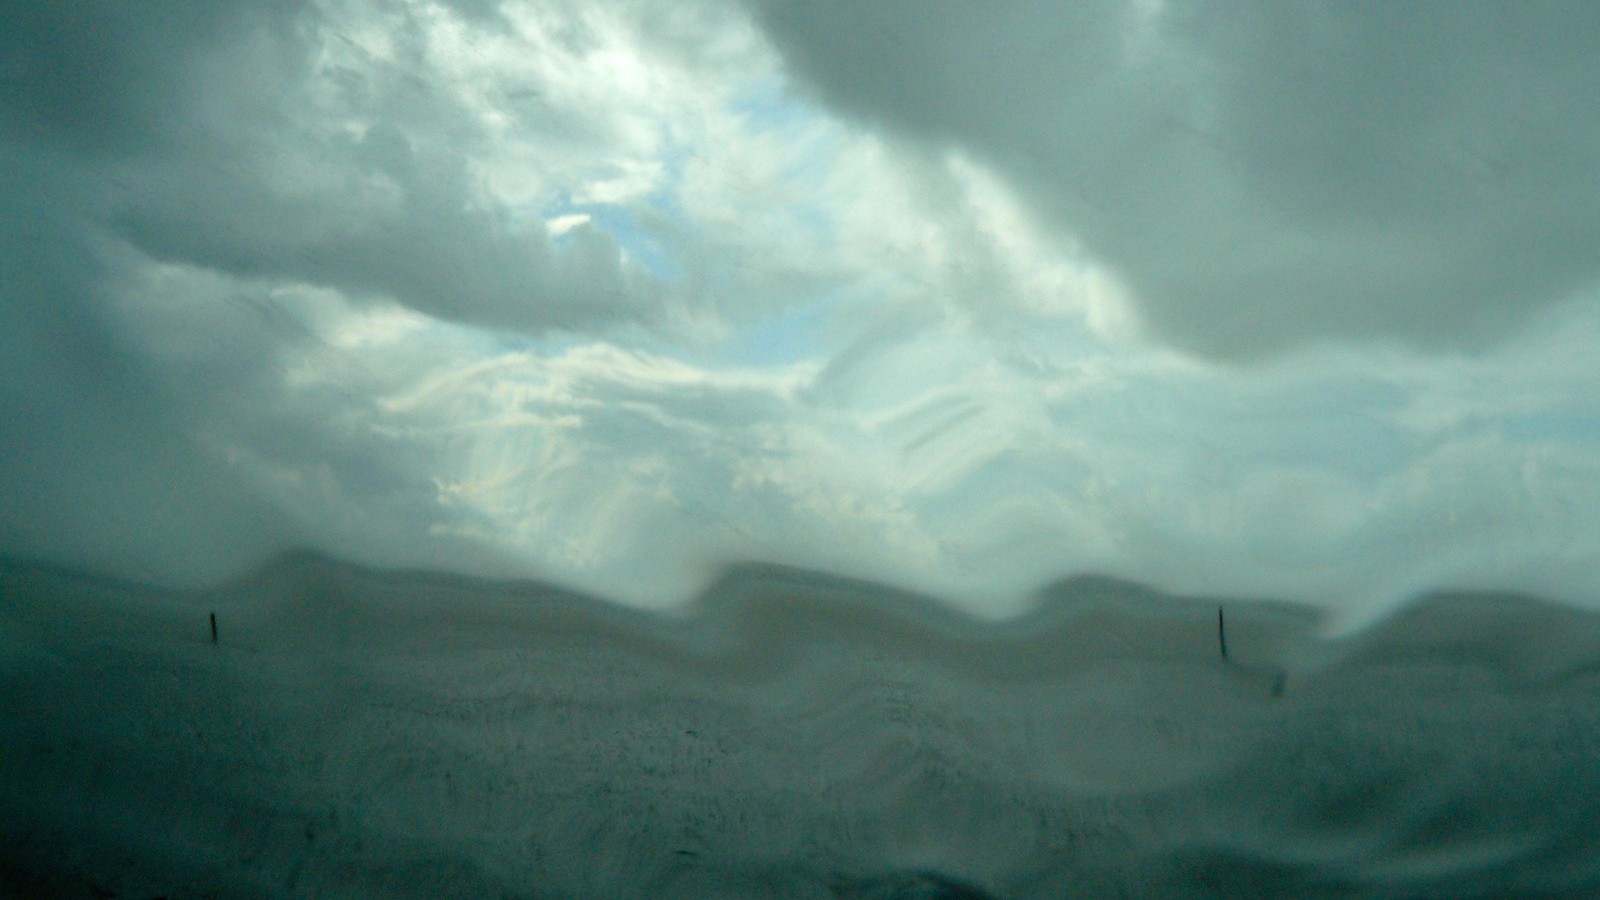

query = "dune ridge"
[{"left": 4, "top": 552, "right": 1600, "bottom": 898}]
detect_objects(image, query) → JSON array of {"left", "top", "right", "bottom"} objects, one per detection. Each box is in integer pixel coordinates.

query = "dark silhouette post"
[
  {"left": 1217, "top": 606, "right": 1227, "bottom": 661},
  {"left": 210, "top": 612, "right": 218, "bottom": 644}
]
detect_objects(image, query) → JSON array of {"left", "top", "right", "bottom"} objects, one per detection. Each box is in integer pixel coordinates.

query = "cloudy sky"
[{"left": 4, "top": 0, "right": 1598, "bottom": 624}]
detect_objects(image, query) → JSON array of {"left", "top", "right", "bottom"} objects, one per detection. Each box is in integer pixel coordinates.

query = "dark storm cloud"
[
  {"left": 107, "top": 119, "right": 653, "bottom": 333},
  {"left": 0, "top": 0, "right": 662, "bottom": 580},
  {"left": 748, "top": 0, "right": 1600, "bottom": 358},
  {"left": 0, "top": 0, "right": 298, "bottom": 156},
  {"left": 3, "top": 0, "right": 660, "bottom": 332},
  {"left": 0, "top": 0, "right": 308, "bottom": 579},
  {"left": 0, "top": 142, "right": 298, "bottom": 581}
]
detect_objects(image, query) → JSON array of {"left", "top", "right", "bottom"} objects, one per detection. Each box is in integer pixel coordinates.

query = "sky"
[{"left": 3, "top": 0, "right": 1598, "bottom": 626}]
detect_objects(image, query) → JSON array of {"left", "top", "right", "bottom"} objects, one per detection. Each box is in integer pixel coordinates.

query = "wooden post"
[
  {"left": 210, "top": 612, "right": 218, "bottom": 644},
  {"left": 1217, "top": 606, "right": 1227, "bottom": 661}
]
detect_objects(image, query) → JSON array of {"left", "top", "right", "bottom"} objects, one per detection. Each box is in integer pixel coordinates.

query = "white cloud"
[
  {"left": 121, "top": 270, "right": 1600, "bottom": 620},
  {"left": 545, "top": 213, "right": 591, "bottom": 235},
  {"left": 5, "top": 0, "right": 1600, "bottom": 626}
]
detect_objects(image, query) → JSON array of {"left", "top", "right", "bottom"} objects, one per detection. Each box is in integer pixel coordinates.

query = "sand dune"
[{"left": 4, "top": 553, "right": 1600, "bottom": 898}]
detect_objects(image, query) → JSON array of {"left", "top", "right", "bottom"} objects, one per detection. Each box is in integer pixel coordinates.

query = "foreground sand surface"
[{"left": 5, "top": 553, "right": 1600, "bottom": 899}]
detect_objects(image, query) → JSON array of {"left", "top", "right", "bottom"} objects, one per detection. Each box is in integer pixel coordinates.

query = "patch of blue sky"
[
  {"left": 728, "top": 77, "right": 849, "bottom": 191},
  {"left": 584, "top": 204, "right": 682, "bottom": 283},
  {"left": 727, "top": 76, "right": 812, "bottom": 136},
  {"left": 538, "top": 140, "right": 700, "bottom": 284},
  {"left": 713, "top": 289, "right": 857, "bottom": 368},
  {"left": 539, "top": 84, "right": 845, "bottom": 303}
]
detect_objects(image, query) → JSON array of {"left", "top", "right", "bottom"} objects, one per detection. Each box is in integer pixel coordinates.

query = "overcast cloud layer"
[
  {"left": 754, "top": 0, "right": 1600, "bottom": 359},
  {"left": 3, "top": 0, "right": 1598, "bottom": 625}
]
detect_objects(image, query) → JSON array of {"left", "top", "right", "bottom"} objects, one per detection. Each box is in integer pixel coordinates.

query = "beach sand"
[{"left": 4, "top": 553, "right": 1600, "bottom": 898}]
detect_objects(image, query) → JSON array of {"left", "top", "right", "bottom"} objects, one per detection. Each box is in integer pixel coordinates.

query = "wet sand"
[{"left": 4, "top": 552, "right": 1600, "bottom": 899}]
